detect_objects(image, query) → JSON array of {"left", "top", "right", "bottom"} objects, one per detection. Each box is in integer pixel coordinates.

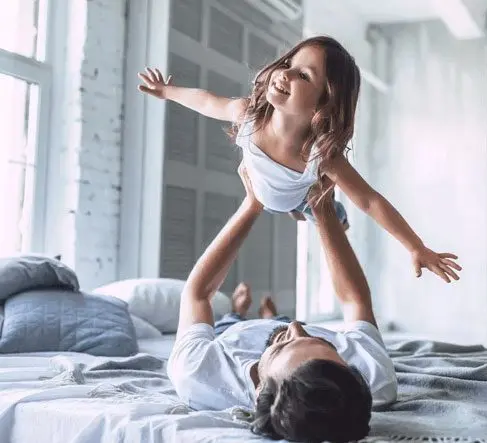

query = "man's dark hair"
[{"left": 252, "top": 359, "right": 372, "bottom": 442}]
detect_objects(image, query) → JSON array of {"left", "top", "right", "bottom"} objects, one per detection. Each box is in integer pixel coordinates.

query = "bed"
[
  {"left": 1, "top": 333, "right": 486, "bottom": 443},
  {"left": 0, "top": 259, "right": 486, "bottom": 442}
]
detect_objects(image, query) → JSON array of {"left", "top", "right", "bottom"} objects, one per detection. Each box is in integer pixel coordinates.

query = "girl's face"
[{"left": 266, "top": 45, "right": 326, "bottom": 120}]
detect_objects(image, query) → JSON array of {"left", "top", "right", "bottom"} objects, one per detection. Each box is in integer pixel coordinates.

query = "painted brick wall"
[{"left": 52, "top": 0, "right": 127, "bottom": 289}]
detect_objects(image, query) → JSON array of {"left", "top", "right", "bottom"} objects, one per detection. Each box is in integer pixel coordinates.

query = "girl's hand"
[
  {"left": 137, "top": 67, "right": 173, "bottom": 99},
  {"left": 412, "top": 247, "right": 462, "bottom": 283}
]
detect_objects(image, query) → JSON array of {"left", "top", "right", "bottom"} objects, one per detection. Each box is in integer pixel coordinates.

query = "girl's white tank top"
[{"left": 235, "top": 120, "right": 319, "bottom": 213}]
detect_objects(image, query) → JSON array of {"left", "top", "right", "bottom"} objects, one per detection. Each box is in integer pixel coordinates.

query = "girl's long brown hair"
[{"left": 231, "top": 35, "right": 361, "bottom": 206}]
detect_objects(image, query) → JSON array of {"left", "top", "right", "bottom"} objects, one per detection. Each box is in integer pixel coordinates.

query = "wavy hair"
[{"left": 231, "top": 35, "right": 361, "bottom": 206}]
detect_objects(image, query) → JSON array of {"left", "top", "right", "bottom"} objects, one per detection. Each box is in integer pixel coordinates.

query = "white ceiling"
[
  {"left": 339, "top": 0, "right": 486, "bottom": 24},
  {"left": 339, "top": 0, "right": 439, "bottom": 23}
]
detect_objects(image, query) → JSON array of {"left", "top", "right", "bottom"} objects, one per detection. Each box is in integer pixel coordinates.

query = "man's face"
[{"left": 257, "top": 322, "right": 347, "bottom": 383}]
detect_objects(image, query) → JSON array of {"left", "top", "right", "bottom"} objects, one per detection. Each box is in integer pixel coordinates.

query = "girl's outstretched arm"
[
  {"left": 138, "top": 67, "right": 248, "bottom": 122},
  {"left": 325, "top": 156, "right": 462, "bottom": 283}
]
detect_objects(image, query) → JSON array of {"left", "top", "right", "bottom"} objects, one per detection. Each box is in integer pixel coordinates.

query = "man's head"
[{"left": 252, "top": 321, "right": 372, "bottom": 442}]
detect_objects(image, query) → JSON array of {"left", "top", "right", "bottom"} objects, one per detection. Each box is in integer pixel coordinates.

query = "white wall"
[
  {"left": 367, "top": 21, "right": 487, "bottom": 344},
  {"left": 44, "top": 0, "right": 127, "bottom": 289},
  {"left": 301, "top": 0, "right": 381, "bottom": 322},
  {"left": 303, "top": 0, "right": 372, "bottom": 73}
]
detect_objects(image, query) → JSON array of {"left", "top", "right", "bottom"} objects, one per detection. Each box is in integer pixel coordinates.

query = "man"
[{"left": 167, "top": 166, "right": 397, "bottom": 442}]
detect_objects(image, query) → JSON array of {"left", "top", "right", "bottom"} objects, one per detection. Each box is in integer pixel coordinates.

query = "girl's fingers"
[
  {"left": 145, "top": 67, "right": 156, "bottom": 82},
  {"left": 137, "top": 72, "right": 153, "bottom": 86},
  {"left": 166, "top": 75, "right": 173, "bottom": 85},
  {"left": 441, "top": 258, "right": 462, "bottom": 271},
  {"left": 414, "top": 261, "right": 422, "bottom": 277},
  {"left": 439, "top": 263, "right": 460, "bottom": 281},
  {"left": 439, "top": 253, "right": 458, "bottom": 260},
  {"left": 138, "top": 85, "right": 158, "bottom": 96},
  {"left": 154, "top": 68, "right": 163, "bottom": 82},
  {"left": 429, "top": 264, "right": 450, "bottom": 283}
]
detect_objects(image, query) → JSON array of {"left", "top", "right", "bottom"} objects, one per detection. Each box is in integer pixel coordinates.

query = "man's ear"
[
  {"left": 255, "top": 383, "right": 262, "bottom": 397},
  {"left": 255, "top": 383, "right": 263, "bottom": 405}
]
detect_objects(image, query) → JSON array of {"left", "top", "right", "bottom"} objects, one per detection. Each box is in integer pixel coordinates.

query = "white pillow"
[
  {"left": 93, "top": 278, "right": 231, "bottom": 333},
  {"left": 130, "top": 315, "right": 163, "bottom": 339}
]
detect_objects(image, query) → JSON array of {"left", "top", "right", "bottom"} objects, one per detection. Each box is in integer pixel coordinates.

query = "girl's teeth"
[{"left": 274, "top": 84, "right": 288, "bottom": 94}]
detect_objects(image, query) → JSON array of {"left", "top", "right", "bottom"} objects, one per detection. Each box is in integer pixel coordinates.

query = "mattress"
[
  {"left": 0, "top": 337, "right": 273, "bottom": 443},
  {"left": 1, "top": 336, "right": 486, "bottom": 443}
]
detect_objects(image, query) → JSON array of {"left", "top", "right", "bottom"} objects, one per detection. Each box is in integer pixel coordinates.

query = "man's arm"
[
  {"left": 312, "top": 200, "right": 377, "bottom": 327},
  {"left": 177, "top": 167, "right": 263, "bottom": 337}
]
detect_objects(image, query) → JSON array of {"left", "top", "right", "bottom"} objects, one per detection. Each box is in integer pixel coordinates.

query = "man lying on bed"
[{"left": 167, "top": 164, "right": 397, "bottom": 443}]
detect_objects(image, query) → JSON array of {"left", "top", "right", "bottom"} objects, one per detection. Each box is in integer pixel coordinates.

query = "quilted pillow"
[
  {"left": 0, "top": 255, "right": 79, "bottom": 301},
  {"left": 93, "top": 278, "right": 232, "bottom": 333},
  {"left": 0, "top": 290, "right": 138, "bottom": 356}
]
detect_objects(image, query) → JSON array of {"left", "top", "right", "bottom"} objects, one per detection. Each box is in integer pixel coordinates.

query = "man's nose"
[{"left": 286, "top": 321, "right": 306, "bottom": 339}]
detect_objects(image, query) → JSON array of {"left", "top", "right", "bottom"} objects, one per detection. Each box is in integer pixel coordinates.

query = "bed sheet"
[
  {"left": 0, "top": 339, "right": 276, "bottom": 443},
  {"left": 137, "top": 334, "right": 176, "bottom": 360},
  {"left": 1, "top": 337, "right": 487, "bottom": 443}
]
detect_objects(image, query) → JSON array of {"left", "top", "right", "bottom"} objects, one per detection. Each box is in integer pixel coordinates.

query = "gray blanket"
[
  {"left": 44, "top": 342, "right": 487, "bottom": 442},
  {"left": 369, "top": 340, "right": 487, "bottom": 442}
]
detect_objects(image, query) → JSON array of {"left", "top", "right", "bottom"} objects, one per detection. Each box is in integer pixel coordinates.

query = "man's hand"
[
  {"left": 288, "top": 211, "right": 306, "bottom": 221},
  {"left": 238, "top": 162, "right": 263, "bottom": 213},
  {"left": 138, "top": 67, "right": 173, "bottom": 99},
  {"left": 307, "top": 178, "right": 335, "bottom": 218}
]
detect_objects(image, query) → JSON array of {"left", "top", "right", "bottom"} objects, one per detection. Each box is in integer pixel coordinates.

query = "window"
[
  {"left": 296, "top": 221, "right": 340, "bottom": 322},
  {"left": 0, "top": 0, "right": 52, "bottom": 255}
]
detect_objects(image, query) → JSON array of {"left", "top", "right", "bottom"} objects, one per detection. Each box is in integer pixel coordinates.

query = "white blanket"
[
  {"left": 0, "top": 348, "right": 276, "bottom": 443},
  {"left": 3, "top": 338, "right": 484, "bottom": 443}
]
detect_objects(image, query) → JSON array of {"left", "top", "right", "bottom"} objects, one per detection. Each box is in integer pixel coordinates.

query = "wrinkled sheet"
[{"left": 1, "top": 339, "right": 486, "bottom": 443}]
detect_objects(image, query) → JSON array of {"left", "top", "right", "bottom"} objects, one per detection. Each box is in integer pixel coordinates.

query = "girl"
[{"left": 138, "top": 35, "right": 461, "bottom": 283}]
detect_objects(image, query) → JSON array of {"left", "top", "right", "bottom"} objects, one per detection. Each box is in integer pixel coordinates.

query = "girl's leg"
[{"left": 295, "top": 197, "right": 349, "bottom": 229}]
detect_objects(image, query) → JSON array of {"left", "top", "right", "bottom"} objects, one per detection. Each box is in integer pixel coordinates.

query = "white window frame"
[
  {"left": 0, "top": 0, "right": 59, "bottom": 254},
  {"left": 296, "top": 221, "right": 342, "bottom": 322}
]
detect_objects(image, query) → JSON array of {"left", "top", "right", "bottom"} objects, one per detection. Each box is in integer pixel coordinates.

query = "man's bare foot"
[
  {"left": 232, "top": 282, "right": 252, "bottom": 317},
  {"left": 259, "top": 295, "right": 278, "bottom": 319}
]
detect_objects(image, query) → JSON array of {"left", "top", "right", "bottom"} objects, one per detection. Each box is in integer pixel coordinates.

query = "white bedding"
[
  {"left": 3, "top": 333, "right": 480, "bottom": 442},
  {"left": 0, "top": 338, "right": 277, "bottom": 443},
  {"left": 137, "top": 334, "right": 177, "bottom": 360}
]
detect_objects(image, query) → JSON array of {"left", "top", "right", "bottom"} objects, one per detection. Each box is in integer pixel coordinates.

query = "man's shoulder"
[
  {"left": 343, "top": 320, "right": 385, "bottom": 345},
  {"left": 168, "top": 323, "right": 256, "bottom": 411}
]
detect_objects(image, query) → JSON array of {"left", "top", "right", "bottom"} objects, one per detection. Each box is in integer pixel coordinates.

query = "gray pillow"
[
  {"left": 0, "top": 255, "right": 79, "bottom": 301},
  {"left": 0, "top": 290, "right": 138, "bottom": 356}
]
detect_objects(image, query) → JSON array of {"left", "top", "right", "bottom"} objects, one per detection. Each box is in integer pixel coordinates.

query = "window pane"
[
  {"left": 304, "top": 225, "right": 337, "bottom": 320},
  {"left": 0, "top": 73, "right": 39, "bottom": 255},
  {"left": 0, "top": 0, "right": 49, "bottom": 60}
]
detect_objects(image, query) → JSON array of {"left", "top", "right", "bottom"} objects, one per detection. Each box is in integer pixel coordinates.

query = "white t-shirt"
[
  {"left": 235, "top": 121, "right": 318, "bottom": 213},
  {"left": 167, "top": 319, "right": 397, "bottom": 411}
]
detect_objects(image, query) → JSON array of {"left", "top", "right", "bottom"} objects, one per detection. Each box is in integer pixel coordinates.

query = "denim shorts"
[{"left": 264, "top": 199, "right": 348, "bottom": 226}]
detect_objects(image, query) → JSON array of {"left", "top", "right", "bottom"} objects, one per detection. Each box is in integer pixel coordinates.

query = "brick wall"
[{"left": 51, "top": 0, "right": 127, "bottom": 289}]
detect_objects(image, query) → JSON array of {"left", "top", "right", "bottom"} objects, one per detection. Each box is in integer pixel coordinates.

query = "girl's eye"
[
  {"left": 299, "top": 72, "right": 310, "bottom": 81},
  {"left": 281, "top": 60, "right": 290, "bottom": 68}
]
